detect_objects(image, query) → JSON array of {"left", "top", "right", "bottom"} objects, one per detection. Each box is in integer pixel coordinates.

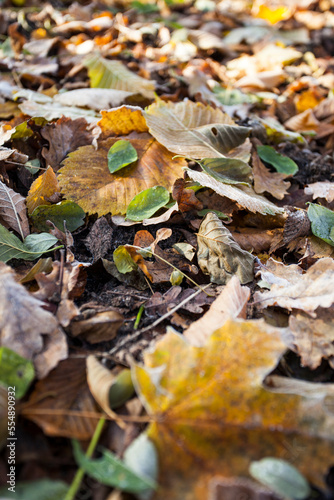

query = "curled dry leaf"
[
  {"left": 252, "top": 152, "right": 291, "bottom": 200},
  {"left": 184, "top": 276, "right": 250, "bottom": 346},
  {"left": 254, "top": 258, "right": 334, "bottom": 313},
  {"left": 0, "top": 262, "right": 67, "bottom": 379},
  {"left": 0, "top": 180, "right": 29, "bottom": 239},
  {"left": 58, "top": 133, "right": 186, "bottom": 216},
  {"left": 22, "top": 358, "right": 99, "bottom": 439},
  {"left": 172, "top": 179, "right": 203, "bottom": 213},
  {"left": 197, "top": 212, "right": 254, "bottom": 285},
  {"left": 26, "top": 166, "right": 60, "bottom": 215},
  {"left": 131, "top": 318, "right": 334, "bottom": 500},
  {"left": 69, "top": 309, "right": 123, "bottom": 344}
]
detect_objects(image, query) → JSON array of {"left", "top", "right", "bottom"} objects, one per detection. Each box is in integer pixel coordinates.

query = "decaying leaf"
[
  {"left": 69, "top": 309, "right": 123, "bottom": 344},
  {"left": 252, "top": 152, "right": 291, "bottom": 200},
  {"left": 131, "top": 318, "right": 334, "bottom": 500},
  {"left": 84, "top": 53, "right": 155, "bottom": 99},
  {"left": 184, "top": 276, "right": 250, "bottom": 346},
  {"left": 0, "top": 180, "right": 30, "bottom": 239},
  {"left": 197, "top": 212, "right": 254, "bottom": 285},
  {"left": 26, "top": 166, "right": 60, "bottom": 215},
  {"left": 144, "top": 100, "right": 250, "bottom": 159},
  {"left": 305, "top": 181, "right": 334, "bottom": 203},
  {"left": 58, "top": 133, "right": 186, "bottom": 216},
  {"left": 255, "top": 258, "right": 334, "bottom": 313},
  {"left": 187, "top": 169, "right": 284, "bottom": 215},
  {"left": 85, "top": 216, "right": 113, "bottom": 262},
  {"left": 0, "top": 262, "right": 67, "bottom": 378},
  {"left": 22, "top": 357, "right": 99, "bottom": 439}
]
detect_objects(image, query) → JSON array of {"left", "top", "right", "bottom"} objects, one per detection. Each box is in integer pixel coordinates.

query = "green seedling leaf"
[
  {"left": 257, "top": 145, "right": 298, "bottom": 175},
  {"left": 0, "top": 479, "right": 68, "bottom": 499},
  {"left": 25, "top": 159, "right": 40, "bottom": 175},
  {"left": 170, "top": 269, "right": 183, "bottom": 286},
  {"left": 72, "top": 440, "right": 157, "bottom": 493},
  {"left": 0, "top": 347, "right": 34, "bottom": 399},
  {"left": 212, "top": 86, "right": 259, "bottom": 106},
  {"left": 250, "top": 458, "right": 311, "bottom": 500},
  {"left": 196, "top": 157, "right": 252, "bottom": 185},
  {"left": 307, "top": 203, "right": 334, "bottom": 246},
  {"left": 31, "top": 201, "right": 85, "bottom": 232},
  {"left": 126, "top": 186, "right": 170, "bottom": 222},
  {"left": 108, "top": 140, "right": 138, "bottom": 174},
  {"left": 113, "top": 245, "right": 137, "bottom": 273},
  {"left": 109, "top": 369, "right": 135, "bottom": 409},
  {"left": 0, "top": 224, "right": 61, "bottom": 263}
]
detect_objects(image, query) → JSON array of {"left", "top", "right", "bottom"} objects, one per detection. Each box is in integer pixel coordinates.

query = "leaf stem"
[
  {"left": 134, "top": 304, "right": 145, "bottom": 329},
  {"left": 64, "top": 417, "right": 106, "bottom": 500}
]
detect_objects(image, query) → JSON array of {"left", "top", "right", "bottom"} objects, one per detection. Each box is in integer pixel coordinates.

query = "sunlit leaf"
[
  {"left": 26, "top": 166, "right": 60, "bottom": 215},
  {"left": 113, "top": 245, "right": 137, "bottom": 273},
  {"left": 126, "top": 186, "right": 170, "bottom": 221},
  {"left": 108, "top": 139, "right": 138, "bottom": 173},
  {"left": 196, "top": 157, "right": 252, "bottom": 185}
]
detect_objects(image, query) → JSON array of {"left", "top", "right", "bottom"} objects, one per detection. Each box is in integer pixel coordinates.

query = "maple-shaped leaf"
[
  {"left": 144, "top": 100, "right": 251, "bottom": 159},
  {"left": 26, "top": 166, "right": 60, "bottom": 215},
  {"left": 83, "top": 53, "right": 155, "bottom": 99},
  {"left": 58, "top": 133, "right": 186, "bottom": 216},
  {"left": 0, "top": 180, "right": 29, "bottom": 239},
  {"left": 131, "top": 319, "right": 334, "bottom": 500}
]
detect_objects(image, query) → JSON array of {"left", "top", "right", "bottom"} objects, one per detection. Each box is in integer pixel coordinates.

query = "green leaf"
[
  {"left": 113, "top": 245, "right": 137, "bottom": 273},
  {"left": 109, "top": 369, "right": 135, "bottom": 409},
  {"left": 197, "top": 209, "right": 230, "bottom": 221},
  {"left": 108, "top": 140, "right": 138, "bottom": 174},
  {"left": 249, "top": 458, "right": 311, "bottom": 500},
  {"left": 126, "top": 186, "right": 170, "bottom": 222},
  {"left": 170, "top": 269, "right": 183, "bottom": 286},
  {"left": 25, "top": 159, "right": 40, "bottom": 175},
  {"left": 196, "top": 157, "right": 252, "bottom": 185},
  {"left": 124, "top": 433, "right": 159, "bottom": 498},
  {"left": 0, "top": 224, "right": 61, "bottom": 263},
  {"left": 212, "top": 86, "right": 259, "bottom": 106},
  {"left": 257, "top": 145, "right": 298, "bottom": 175},
  {"left": 131, "top": 1, "right": 159, "bottom": 13},
  {"left": 0, "top": 347, "right": 34, "bottom": 399},
  {"left": 72, "top": 440, "right": 157, "bottom": 493},
  {"left": 0, "top": 480, "right": 68, "bottom": 500},
  {"left": 307, "top": 203, "right": 334, "bottom": 246},
  {"left": 31, "top": 201, "right": 85, "bottom": 232},
  {"left": 11, "top": 121, "right": 33, "bottom": 140}
]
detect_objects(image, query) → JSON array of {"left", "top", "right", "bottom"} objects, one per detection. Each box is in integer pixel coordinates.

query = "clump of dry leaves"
[{"left": 0, "top": 0, "right": 334, "bottom": 499}]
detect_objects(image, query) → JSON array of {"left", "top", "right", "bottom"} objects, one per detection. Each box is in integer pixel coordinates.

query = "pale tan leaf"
[
  {"left": 305, "top": 181, "right": 334, "bottom": 203},
  {"left": 184, "top": 276, "right": 250, "bottom": 346},
  {"left": 0, "top": 180, "right": 30, "bottom": 239},
  {"left": 144, "top": 100, "right": 250, "bottom": 159},
  {"left": 252, "top": 152, "right": 290, "bottom": 200},
  {"left": 187, "top": 169, "right": 284, "bottom": 215},
  {"left": 54, "top": 88, "right": 135, "bottom": 111}
]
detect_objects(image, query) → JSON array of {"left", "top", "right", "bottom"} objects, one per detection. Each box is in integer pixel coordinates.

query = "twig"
[{"left": 107, "top": 284, "right": 211, "bottom": 356}]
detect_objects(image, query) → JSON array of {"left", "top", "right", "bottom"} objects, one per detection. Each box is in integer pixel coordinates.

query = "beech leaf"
[
  {"left": 126, "top": 186, "right": 170, "bottom": 221},
  {"left": 196, "top": 157, "right": 252, "bottom": 185},
  {"left": 0, "top": 180, "right": 29, "bottom": 239}
]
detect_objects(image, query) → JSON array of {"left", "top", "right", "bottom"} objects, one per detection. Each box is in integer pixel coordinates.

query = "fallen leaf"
[
  {"left": 0, "top": 180, "right": 30, "bottom": 239},
  {"left": 184, "top": 276, "right": 250, "bottom": 346},
  {"left": 144, "top": 100, "right": 250, "bottom": 159},
  {"left": 0, "top": 225, "right": 60, "bottom": 263},
  {"left": 0, "top": 347, "right": 35, "bottom": 399},
  {"left": 26, "top": 166, "right": 60, "bottom": 215},
  {"left": 209, "top": 477, "right": 279, "bottom": 500},
  {"left": 254, "top": 258, "right": 334, "bottom": 313},
  {"left": 22, "top": 357, "right": 99, "bottom": 439},
  {"left": 69, "top": 309, "right": 123, "bottom": 343},
  {"left": 31, "top": 200, "right": 85, "bottom": 232},
  {"left": 131, "top": 319, "right": 334, "bottom": 499},
  {"left": 197, "top": 213, "right": 254, "bottom": 285},
  {"left": 256, "top": 145, "right": 298, "bottom": 175},
  {"left": 187, "top": 169, "right": 284, "bottom": 215},
  {"left": 172, "top": 179, "right": 203, "bottom": 213},
  {"left": 84, "top": 216, "right": 113, "bottom": 262},
  {"left": 53, "top": 88, "right": 135, "bottom": 111},
  {"left": 41, "top": 116, "right": 94, "bottom": 171},
  {"left": 305, "top": 182, "right": 334, "bottom": 203},
  {"left": 0, "top": 262, "right": 67, "bottom": 378},
  {"left": 307, "top": 203, "right": 334, "bottom": 246},
  {"left": 98, "top": 106, "right": 148, "bottom": 139},
  {"left": 18, "top": 100, "right": 99, "bottom": 123},
  {"left": 126, "top": 186, "right": 170, "bottom": 222},
  {"left": 252, "top": 152, "right": 291, "bottom": 200},
  {"left": 84, "top": 53, "right": 155, "bottom": 99},
  {"left": 58, "top": 133, "right": 186, "bottom": 216}
]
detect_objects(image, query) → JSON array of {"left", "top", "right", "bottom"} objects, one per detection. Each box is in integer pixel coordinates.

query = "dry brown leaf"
[
  {"left": 184, "top": 276, "right": 250, "bottom": 346},
  {"left": 58, "top": 133, "right": 185, "bottom": 216},
  {"left": 85, "top": 216, "right": 113, "bottom": 262},
  {"left": 187, "top": 169, "right": 283, "bottom": 215},
  {"left": 252, "top": 152, "right": 290, "bottom": 200},
  {"left": 197, "top": 212, "right": 255, "bottom": 285},
  {"left": 0, "top": 262, "right": 67, "bottom": 379},
  {"left": 255, "top": 257, "right": 334, "bottom": 313},
  {"left": 41, "top": 116, "right": 94, "bottom": 171},
  {"left": 284, "top": 109, "right": 319, "bottom": 132},
  {"left": 69, "top": 310, "right": 123, "bottom": 343},
  {"left": 26, "top": 166, "right": 60, "bottom": 215},
  {"left": 289, "top": 309, "right": 334, "bottom": 369},
  {"left": 305, "top": 181, "right": 334, "bottom": 203},
  {"left": 172, "top": 178, "right": 203, "bottom": 213},
  {"left": 22, "top": 357, "right": 99, "bottom": 439},
  {"left": 0, "top": 180, "right": 30, "bottom": 239},
  {"left": 98, "top": 106, "right": 148, "bottom": 140},
  {"left": 231, "top": 227, "right": 284, "bottom": 253}
]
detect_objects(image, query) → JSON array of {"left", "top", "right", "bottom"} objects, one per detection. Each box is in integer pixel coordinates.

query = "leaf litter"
[{"left": 0, "top": 0, "right": 334, "bottom": 499}]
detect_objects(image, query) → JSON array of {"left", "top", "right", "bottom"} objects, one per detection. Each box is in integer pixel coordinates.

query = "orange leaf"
[
  {"left": 132, "top": 319, "right": 334, "bottom": 499},
  {"left": 58, "top": 133, "right": 186, "bottom": 216},
  {"left": 98, "top": 105, "right": 148, "bottom": 140},
  {"left": 26, "top": 166, "right": 60, "bottom": 215}
]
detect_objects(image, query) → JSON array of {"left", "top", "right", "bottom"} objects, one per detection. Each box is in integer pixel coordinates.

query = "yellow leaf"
[
  {"left": 132, "top": 319, "right": 334, "bottom": 499},
  {"left": 254, "top": 4, "right": 292, "bottom": 25},
  {"left": 26, "top": 166, "right": 60, "bottom": 215},
  {"left": 98, "top": 106, "right": 148, "bottom": 140},
  {"left": 58, "top": 133, "right": 186, "bottom": 216},
  {"left": 295, "top": 89, "right": 324, "bottom": 113}
]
